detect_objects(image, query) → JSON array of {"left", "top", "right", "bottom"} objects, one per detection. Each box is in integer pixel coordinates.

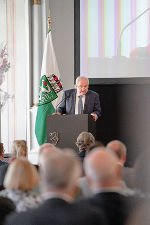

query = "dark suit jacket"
[
  {"left": 77, "top": 192, "right": 136, "bottom": 225},
  {"left": 5, "top": 198, "right": 106, "bottom": 225},
  {"left": 57, "top": 89, "right": 101, "bottom": 117},
  {"left": 0, "top": 164, "right": 9, "bottom": 185},
  {"left": 0, "top": 160, "right": 8, "bottom": 167}
]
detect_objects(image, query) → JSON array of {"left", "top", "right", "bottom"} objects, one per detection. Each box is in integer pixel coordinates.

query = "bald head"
[
  {"left": 107, "top": 140, "right": 127, "bottom": 165},
  {"left": 38, "top": 143, "right": 60, "bottom": 166},
  {"left": 84, "top": 148, "right": 120, "bottom": 189}
]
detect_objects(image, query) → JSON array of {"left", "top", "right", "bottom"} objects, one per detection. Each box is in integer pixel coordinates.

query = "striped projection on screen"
[{"left": 80, "top": 0, "right": 150, "bottom": 75}]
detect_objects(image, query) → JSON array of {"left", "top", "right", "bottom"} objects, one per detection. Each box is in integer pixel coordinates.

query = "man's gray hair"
[
  {"left": 40, "top": 150, "right": 82, "bottom": 191},
  {"left": 75, "top": 76, "right": 89, "bottom": 85}
]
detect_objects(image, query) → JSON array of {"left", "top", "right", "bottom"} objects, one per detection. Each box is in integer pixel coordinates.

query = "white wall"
[
  {"left": 28, "top": 0, "right": 74, "bottom": 163},
  {"left": 48, "top": 0, "right": 74, "bottom": 90},
  {"left": 0, "top": 0, "right": 27, "bottom": 152},
  {"left": 0, "top": 0, "right": 74, "bottom": 163}
]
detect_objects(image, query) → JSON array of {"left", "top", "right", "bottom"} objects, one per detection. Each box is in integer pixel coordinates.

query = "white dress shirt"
[{"left": 75, "top": 94, "right": 85, "bottom": 114}]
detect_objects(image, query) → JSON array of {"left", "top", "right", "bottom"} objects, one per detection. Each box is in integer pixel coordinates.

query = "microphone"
[
  {"left": 55, "top": 94, "right": 70, "bottom": 114},
  {"left": 117, "top": 7, "right": 150, "bottom": 56}
]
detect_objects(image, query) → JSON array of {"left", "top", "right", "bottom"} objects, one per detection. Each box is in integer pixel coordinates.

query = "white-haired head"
[
  {"left": 40, "top": 150, "right": 82, "bottom": 195},
  {"left": 75, "top": 76, "right": 89, "bottom": 96}
]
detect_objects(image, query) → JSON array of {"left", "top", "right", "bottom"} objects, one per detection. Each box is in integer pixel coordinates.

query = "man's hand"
[
  {"left": 52, "top": 112, "right": 61, "bottom": 115},
  {"left": 90, "top": 113, "right": 98, "bottom": 121}
]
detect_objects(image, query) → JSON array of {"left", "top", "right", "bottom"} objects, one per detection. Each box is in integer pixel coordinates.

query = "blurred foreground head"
[
  {"left": 84, "top": 147, "right": 121, "bottom": 191},
  {"left": 107, "top": 140, "right": 127, "bottom": 165},
  {"left": 4, "top": 158, "right": 39, "bottom": 191},
  {"left": 40, "top": 150, "right": 82, "bottom": 198},
  {"left": 11, "top": 140, "right": 27, "bottom": 159},
  {"left": 38, "top": 143, "right": 60, "bottom": 166}
]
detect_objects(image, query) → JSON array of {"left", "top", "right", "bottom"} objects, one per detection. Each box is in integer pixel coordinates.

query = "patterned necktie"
[{"left": 78, "top": 95, "right": 83, "bottom": 114}]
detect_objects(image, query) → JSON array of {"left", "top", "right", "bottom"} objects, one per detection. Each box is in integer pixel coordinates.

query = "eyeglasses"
[{"left": 77, "top": 85, "right": 88, "bottom": 89}]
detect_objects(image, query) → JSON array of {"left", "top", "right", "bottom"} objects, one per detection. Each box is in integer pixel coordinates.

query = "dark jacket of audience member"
[
  {"left": 0, "top": 143, "right": 8, "bottom": 167},
  {"left": 0, "top": 196, "right": 15, "bottom": 225},
  {"left": 77, "top": 148, "right": 137, "bottom": 225}
]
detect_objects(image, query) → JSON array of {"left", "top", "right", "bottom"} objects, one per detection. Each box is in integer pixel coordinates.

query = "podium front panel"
[{"left": 47, "top": 114, "right": 96, "bottom": 152}]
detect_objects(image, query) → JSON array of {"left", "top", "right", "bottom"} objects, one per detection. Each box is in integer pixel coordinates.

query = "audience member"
[
  {"left": 107, "top": 140, "right": 127, "bottom": 165},
  {"left": 0, "top": 143, "right": 7, "bottom": 166},
  {"left": 0, "top": 196, "right": 15, "bottom": 225},
  {"left": 31, "top": 143, "right": 60, "bottom": 195},
  {"left": 76, "top": 132, "right": 95, "bottom": 163},
  {"left": 38, "top": 143, "right": 59, "bottom": 166},
  {"left": 78, "top": 142, "right": 105, "bottom": 198},
  {"left": 0, "top": 140, "right": 28, "bottom": 188},
  {"left": 0, "top": 158, "right": 41, "bottom": 212},
  {"left": 107, "top": 140, "right": 135, "bottom": 189},
  {"left": 89, "top": 141, "right": 105, "bottom": 151},
  {"left": 0, "top": 143, "right": 8, "bottom": 190},
  {"left": 10, "top": 140, "right": 27, "bottom": 163},
  {"left": 5, "top": 150, "right": 106, "bottom": 225},
  {"left": 77, "top": 148, "right": 136, "bottom": 225}
]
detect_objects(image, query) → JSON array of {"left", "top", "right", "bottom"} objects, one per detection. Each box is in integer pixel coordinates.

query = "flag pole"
[{"left": 35, "top": 9, "right": 63, "bottom": 145}]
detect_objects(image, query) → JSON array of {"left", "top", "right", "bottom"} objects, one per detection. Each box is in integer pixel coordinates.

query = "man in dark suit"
[
  {"left": 77, "top": 148, "right": 136, "bottom": 225},
  {"left": 56, "top": 76, "right": 101, "bottom": 121},
  {"left": 5, "top": 150, "right": 106, "bottom": 225}
]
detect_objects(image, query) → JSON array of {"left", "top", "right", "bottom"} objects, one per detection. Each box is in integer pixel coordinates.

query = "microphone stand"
[{"left": 117, "top": 7, "right": 150, "bottom": 56}]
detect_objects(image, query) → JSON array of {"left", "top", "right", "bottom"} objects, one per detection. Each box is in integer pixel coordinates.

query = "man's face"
[{"left": 75, "top": 79, "right": 89, "bottom": 95}]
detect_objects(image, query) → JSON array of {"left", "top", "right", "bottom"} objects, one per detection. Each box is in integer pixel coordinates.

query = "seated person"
[
  {"left": 0, "top": 158, "right": 41, "bottom": 212},
  {"left": 0, "top": 143, "right": 8, "bottom": 166},
  {"left": 76, "top": 132, "right": 95, "bottom": 163}
]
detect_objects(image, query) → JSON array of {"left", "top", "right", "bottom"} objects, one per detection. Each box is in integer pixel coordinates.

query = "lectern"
[{"left": 47, "top": 114, "right": 96, "bottom": 151}]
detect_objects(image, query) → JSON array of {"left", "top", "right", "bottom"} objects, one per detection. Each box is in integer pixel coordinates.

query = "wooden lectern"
[{"left": 47, "top": 114, "right": 96, "bottom": 152}]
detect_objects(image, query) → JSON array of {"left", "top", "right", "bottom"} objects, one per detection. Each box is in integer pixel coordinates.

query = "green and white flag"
[{"left": 35, "top": 29, "right": 63, "bottom": 145}]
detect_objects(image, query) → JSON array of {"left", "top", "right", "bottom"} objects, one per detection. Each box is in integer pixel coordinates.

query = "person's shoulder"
[
  {"left": 65, "top": 88, "right": 76, "bottom": 93},
  {"left": 72, "top": 200, "right": 106, "bottom": 225},
  {"left": 64, "top": 89, "right": 76, "bottom": 98},
  {"left": 5, "top": 210, "right": 31, "bottom": 225},
  {"left": 5, "top": 201, "right": 42, "bottom": 225},
  {"left": 87, "top": 90, "right": 99, "bottom": 96},
  {"left": 0, "top": 160, "right": 8, "bottom": 166}
]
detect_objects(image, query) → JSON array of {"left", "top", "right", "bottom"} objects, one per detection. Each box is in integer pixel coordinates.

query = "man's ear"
[
  {"left": 75, "top": 84, "right": 77, "bottom": 89},
  {"left": 122, "top": 154, "right": 126, "bottom": 165}
]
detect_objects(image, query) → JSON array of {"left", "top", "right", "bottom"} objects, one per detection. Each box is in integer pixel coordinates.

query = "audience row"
[{"left": 0, "top": 135, "right": 149, "bottom": 225}]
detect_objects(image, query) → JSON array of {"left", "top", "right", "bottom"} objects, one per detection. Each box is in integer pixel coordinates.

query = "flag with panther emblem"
[{"left": 35, "top": 27, "right": 63, "bottom": 145}]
